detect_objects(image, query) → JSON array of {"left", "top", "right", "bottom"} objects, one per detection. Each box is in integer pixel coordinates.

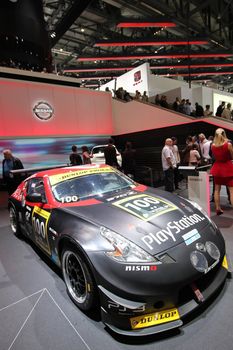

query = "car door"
[
  {"left": 23, "top": 177, "right": 52, "bottom": 256},
  {"left": 91, "top": 146, "right": 106, "bottom": 164}
]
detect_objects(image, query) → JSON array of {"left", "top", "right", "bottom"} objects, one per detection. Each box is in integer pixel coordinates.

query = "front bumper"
[{"left": 99, "top": 261, "right": 228, "bottom": 336}]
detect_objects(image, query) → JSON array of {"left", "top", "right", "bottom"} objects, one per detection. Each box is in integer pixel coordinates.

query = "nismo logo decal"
[
  {"left": 113, "top": 194, "right": 178, "bottom": 221},
  {"left": 125, "top": 265, "right": 158, "bottom": 272}
]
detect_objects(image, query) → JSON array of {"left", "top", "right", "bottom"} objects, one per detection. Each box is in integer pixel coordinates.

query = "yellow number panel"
[
  {"left": 32, "top": 206, "right": 51, "bottom": 255},
  {"left": 113, "top": 194, "right": 178, "bottom": 221}
]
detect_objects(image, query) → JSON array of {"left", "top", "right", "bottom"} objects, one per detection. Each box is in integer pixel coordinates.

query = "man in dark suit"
[
  {"left": 216, "top": 101, "right": 225, "bottom": 117},
  {"left": 2, "top": 149, "right": 24, "bottom": 195},
  {"left": 104, "top": 138, "right": 119, "bottom": 168},
  {"left": 69, "top": 145, "right": 83, "bottom": 166}
]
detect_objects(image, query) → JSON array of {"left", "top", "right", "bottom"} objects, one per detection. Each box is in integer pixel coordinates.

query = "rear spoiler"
[{"left": 10, "top": 164, "right": 70, "bottom": 177}]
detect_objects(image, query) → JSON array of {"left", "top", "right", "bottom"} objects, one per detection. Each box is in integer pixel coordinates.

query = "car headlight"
[{"left": 100, "top": 227, "right": 157, "bottom": 262}]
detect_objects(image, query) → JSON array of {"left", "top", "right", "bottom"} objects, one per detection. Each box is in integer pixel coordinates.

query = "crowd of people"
[
  {"left": 69, "top": 145, "right": 92, "bottom": 166},
  {"left": 1, "top": 140, "right": 137, "bottom": 195},
  {"left": 113, "top": 87, "right": 149, "bottom": 103},
  {"left": 154, "top": 94, "right": 233, "bottom": 120},
  {"left": 2, "top": 129, "right": 233, "bottom": 216},
  {"left": 113, "top": 88, "right": 233, "bottom": 121},
  {"left": 161, "top": 129, "right": 233, "bottom": 215}
]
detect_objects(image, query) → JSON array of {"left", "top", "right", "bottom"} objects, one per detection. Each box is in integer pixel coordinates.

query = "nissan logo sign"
[{"left": 33, "top": 101, "right": 54, "bottom": 120}]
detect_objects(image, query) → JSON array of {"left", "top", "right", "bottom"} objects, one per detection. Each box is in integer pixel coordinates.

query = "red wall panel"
[{"left": 0, "top": 79, "right": 113, "bottom": 137}]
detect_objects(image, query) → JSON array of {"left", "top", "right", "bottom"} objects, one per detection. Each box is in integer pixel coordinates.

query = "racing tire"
[
  {"left": 9, "top": 206, "right": 21, "bottom": 237},
  {"left": 61, "top": 245, "right": 98, "bottom": 311}
]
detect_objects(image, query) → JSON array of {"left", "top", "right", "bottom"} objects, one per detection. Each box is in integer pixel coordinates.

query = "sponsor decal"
[
  {"left": 222, "top": 255, "right": 228, "bottom": 270},
  {"left": 33, "top": 101, "right": 54, "bottom": 120},
  {"left": 130, "top": 308, "right": 180, "bottom": 329},
  {"left": 182, "top": 229, "right": 201, "bottom": 246},
  {"left": 12, "top": 188, "right": 22, "bottom": 201},
  {"left": 142, "top": 214, "right": 205, "bottom": 250},
  {"left": 113, "top": 194, "right": 177, "bottom": 221},
  {"left": 191, "top": 283, "right": 205, "bottom": 302},
  {"left": 49, "top": 167, "right": 114, "bottom": 186},
  {"left": 107, "top": 190, "right": 136, "bottom": 202},
  {"left": 108, "top": 301, "right": 145, "bottom": 315},
  {"left": 125, "top": 265, "right": 158, "bottom": 272}
]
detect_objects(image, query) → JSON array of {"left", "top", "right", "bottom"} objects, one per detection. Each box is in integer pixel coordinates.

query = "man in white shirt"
[
  {"left": 161, "top": 138, "right": 176, "bottom": 192},
  {"left": 198, "top": 133, "right": 211, "bottom": 164}
]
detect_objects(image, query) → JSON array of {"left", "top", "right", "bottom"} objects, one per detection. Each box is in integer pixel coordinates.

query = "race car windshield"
[{"left": 52, "top": 171, "right": 135, "bottom": 202}]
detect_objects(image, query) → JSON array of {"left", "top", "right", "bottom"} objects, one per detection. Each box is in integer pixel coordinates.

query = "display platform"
[{"left": 0, "top": 185, "right": 233, "bottom": 350}]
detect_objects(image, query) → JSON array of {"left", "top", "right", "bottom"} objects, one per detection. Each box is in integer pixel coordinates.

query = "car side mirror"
[{"left": 26, "top": 193, "right": 45, "bottom": 203}]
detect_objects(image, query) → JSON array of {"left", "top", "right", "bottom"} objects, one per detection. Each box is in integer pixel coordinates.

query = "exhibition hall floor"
[{"left": 0, "top": 185, "right": 233, "bottom": 350}]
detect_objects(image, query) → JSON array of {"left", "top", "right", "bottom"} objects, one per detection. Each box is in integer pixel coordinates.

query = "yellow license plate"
[{"left": 130, "top": 308, "right": 180, "bottom": 329}]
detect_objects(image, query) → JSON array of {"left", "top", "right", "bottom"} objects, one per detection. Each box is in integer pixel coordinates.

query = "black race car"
[{"left": 9, "top": 164, "right": 229, "bottom": 336}]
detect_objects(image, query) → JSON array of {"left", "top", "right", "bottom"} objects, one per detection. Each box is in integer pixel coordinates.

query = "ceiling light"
[
  {"left": 52, "top": 48, "right": 73, "bottom": 56},
  {"left": 81, "top": 28, "right": 85, "bottom": 32},
  {"left": 94, "top": 39, "right": 208, "bottom": 47},
  {"left": 117, "top": 21, "right": 176, "bottom": 28},
  {"left": 77, "top": 52, "right": 232, "bottom": 62},
  {"left": 150, "top": 63, "right": 233, "bottom": 69},
  {"left": 160, "top": 71, "right": 233, "bottom": 77},
  {"left": 63, "top": 67, "right": 132, "bottom": 73},
  {"left": 77, "top": 76, "right": 117, "bottom": 80}
]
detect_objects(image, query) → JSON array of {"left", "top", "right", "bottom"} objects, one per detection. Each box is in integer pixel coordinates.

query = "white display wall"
[
  {"left": 148, "top": 75, "right": 189, "bottom": 98},
  {"left": 99, "top": 62, "right": 150, "bottom": 96},
  {"left": 99, "top": 62, "right": 233, "bottom": 115}
]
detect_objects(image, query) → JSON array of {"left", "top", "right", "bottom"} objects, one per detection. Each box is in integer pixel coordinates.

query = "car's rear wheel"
[
  {"left": 61, "top": 246, "right": 98, "bottom": 311},
  {"left": 9, "top": 206, "right": 21, "bottom": 237}
]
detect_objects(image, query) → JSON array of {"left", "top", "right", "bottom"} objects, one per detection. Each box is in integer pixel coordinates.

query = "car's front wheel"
[
  {"left": 61, "top": 245, "right": 98, "bottom": 311},
  {"left": 9, "top": 206, "right": 21, "bottom": 237}
]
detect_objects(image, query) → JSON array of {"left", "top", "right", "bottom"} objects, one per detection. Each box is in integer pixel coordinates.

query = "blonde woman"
[{"left": 210, "top": 128, "right": 233, "bottom": 215}]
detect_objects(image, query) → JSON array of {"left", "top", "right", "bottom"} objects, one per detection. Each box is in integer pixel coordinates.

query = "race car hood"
[{"left": 62, "top": 189, "right": 210, "bottom": 255}]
